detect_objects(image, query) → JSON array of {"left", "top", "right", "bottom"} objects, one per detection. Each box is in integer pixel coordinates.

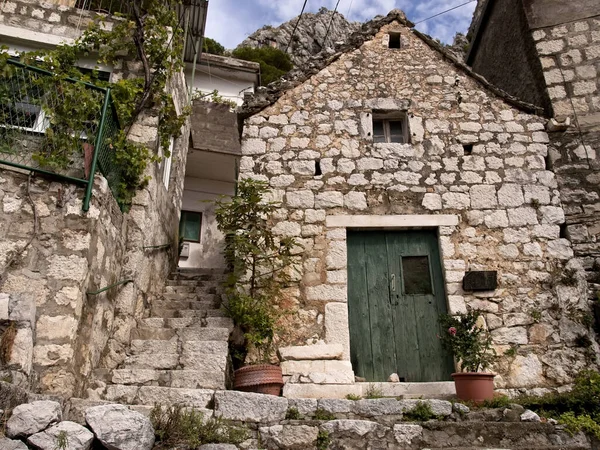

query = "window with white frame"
[{"left": 372, "top": 111, "right": 410, "bottom": 144}]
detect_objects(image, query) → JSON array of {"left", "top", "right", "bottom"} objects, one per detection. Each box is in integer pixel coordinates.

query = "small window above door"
[
  {"left": 388, "top": 32, "right": 401, "bottom": 49},
  {"left": 372, "top": 111, "right": 410, "bottom": 144}
]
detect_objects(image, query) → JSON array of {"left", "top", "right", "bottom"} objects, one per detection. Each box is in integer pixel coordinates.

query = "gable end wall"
[{"left": 240, "top": 21, "right": 598, "bottom": 391}]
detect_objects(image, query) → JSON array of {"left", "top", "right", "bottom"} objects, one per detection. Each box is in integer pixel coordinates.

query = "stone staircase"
[{"left": 90, "top": 269, "right": 233, "bottom": 409}]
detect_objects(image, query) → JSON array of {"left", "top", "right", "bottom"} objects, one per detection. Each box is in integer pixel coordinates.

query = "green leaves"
[
  {"left": 438, "top": 310, "right": 497, "bottom": 373},
  {"left": 232, "top": 46, "right": 293, "bottom": 86},
  {"left": 215, "top": 179, "right": 299, "bottom": 364}
]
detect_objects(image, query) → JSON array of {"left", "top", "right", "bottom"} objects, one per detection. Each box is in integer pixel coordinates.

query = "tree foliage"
[
  {"left": 214, "top": 179, "right": 298, "bottom": 365},
  {"left": 203, "top": 37, "right": 225, "bottom": 55},
  {"left": 232, "top": 46, "right": 293, "bottom": 86}
]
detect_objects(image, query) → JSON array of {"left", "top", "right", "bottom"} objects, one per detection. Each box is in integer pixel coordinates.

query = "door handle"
[{"left": 391, "top": 274, "right": 396, "bottom": 292}]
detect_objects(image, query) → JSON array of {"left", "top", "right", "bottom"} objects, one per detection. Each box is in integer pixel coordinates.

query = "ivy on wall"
[{"left": 0, "top": 0, "right": 191, "bottom": 209}]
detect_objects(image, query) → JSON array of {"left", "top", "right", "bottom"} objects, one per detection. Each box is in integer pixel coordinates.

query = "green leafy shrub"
[
  {"left": 151, "top": 404, "right": 247, "bottom": 448},
  {"left": 285, "top": 407, "right": 301, "bottom": 420},
  {"left": 316, "top": 430, "right": 331, "bottom": 450},
  {"left": 438, "top": 310, "right": 497, "bottom": 372},
  {"left": 232, "top": 47, "right": 293, "bottom": 85},
  {"left": 215, "top": 179, "right": 298, "bottom": 365},
  {"left": 559, "top": 412, "right": 600, "bottom": 439},
  {"left": 403, "top": 401, "right": 437, "bottom": 422},
  {"left": 313, "top": 408, "right": 336, "bottom": 421},
  {"left": 346, "top": 394, "right": 362, "bottom": 401},
  {"left": 365, "top": 386, "right": 384, "bottom": 399},
  {"left": 482, "top": 394, "right": 511, "bottom": 409}
]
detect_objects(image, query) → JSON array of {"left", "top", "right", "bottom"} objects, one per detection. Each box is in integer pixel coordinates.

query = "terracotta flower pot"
[
  {"left": 452, "top": 372, "right": 495, "bottom": 403},
  {"left": 233, "top": 364, "right": 283, "bottom": 396}
]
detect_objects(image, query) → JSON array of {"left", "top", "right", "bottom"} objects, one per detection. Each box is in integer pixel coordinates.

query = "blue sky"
[{"left": 205, "top": 0, "right": 477, "bottom": 50}]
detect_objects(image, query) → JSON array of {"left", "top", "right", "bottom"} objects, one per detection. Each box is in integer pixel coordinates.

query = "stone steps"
[
  {"left": 149, "top": 307, "right": 227, "bottom": 319},
  {"left": 151, "top": 299, "right": 219, "bottom": 310},
  {"left": 283, "top": 380, "right": 457, "bottom": 399},
  {"left": 139, "top": 316, "right": 234, "bottom": 330},
  {"left": 89, "top": 270, "right": 233, "bottom": 400},
  {"left": 130, "top": 326, "right": 230, "bottom": 341}
]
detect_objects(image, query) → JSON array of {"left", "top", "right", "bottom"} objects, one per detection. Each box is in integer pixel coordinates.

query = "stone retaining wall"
[
  {"left": 239, "top": 18, "right": 599, "bottom": 390},
  {"left": 0, "top": 74, "right": 190, "bottom": 399}
]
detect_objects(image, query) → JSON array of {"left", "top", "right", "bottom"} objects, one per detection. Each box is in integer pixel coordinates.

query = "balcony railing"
[
  {"left": 74, "top": 0, "right": 132, "bottom": 16},
  {"left": 0, "top": 59, "right": 123, "bottom": 211}
]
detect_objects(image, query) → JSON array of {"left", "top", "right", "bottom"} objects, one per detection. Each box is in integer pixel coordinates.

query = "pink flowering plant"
[{"left": 439, "top": 310, "right": 497, "bottom": 373}]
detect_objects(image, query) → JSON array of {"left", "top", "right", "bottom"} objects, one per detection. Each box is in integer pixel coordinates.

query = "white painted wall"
[
  {"left": 185, "top": 63, "right": 256, "bottom": 106},
  {"left": 178, "top": 177, "right": 235, "bottom": 269}
]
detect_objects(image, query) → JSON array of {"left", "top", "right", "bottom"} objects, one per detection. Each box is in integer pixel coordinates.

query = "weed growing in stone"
[
  {"left": 482, "top": 395, "right": 512, "bottom": 409},
  {"left": 403, "top": 401, "right": 437, "bottom": 421},
  {"left": 504, "top": 345, "right": 519, "bottom": 357},
  {"left": 151, "top": 404, "right": 247, "bottom": 448},
  {"left": 346, "top": 394, "right": 362, "bottom": 401},
  {"left": 559, "top": 412, "right": 600, "bottom": 439},
  {"left": 313, "top": 408, "right": 336, "bottom": 421},
  {"left": 0, "top": 322, "right": 17, "bottom": 365},
  {"left": 530, "top": 309, "right": 542, "bottom": 323},
  {"left": 285, "top": 407, "right": 301, "bottom": 420},
  {"left": 365, "top": 385, "right": 384, "bottom": 399},
  {"left": 54, "top": 430, "right": 68, "bottom": 450},
  {"left": 316, "top": 430, "right": 331, "bottom": 450}
]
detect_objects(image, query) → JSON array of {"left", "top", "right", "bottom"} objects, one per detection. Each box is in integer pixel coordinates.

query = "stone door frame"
[{"left": 323, "top": 214, "right": 460, "bottom": 364}]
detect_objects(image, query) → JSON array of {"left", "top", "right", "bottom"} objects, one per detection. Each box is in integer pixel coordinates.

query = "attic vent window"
[
  {"left": 372, "top": 111, "right": 410, "bottom": 144},
  {"left": 388, "top": 32, "right": 401, "bottom": 49}
]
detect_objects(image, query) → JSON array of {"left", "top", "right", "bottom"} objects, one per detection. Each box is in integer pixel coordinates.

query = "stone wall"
[
  {"left": 531, "top": 15, "right": 600, "bottom": 295},
  {"left": 0, "top": 0, "right": 117, "bottom": 42},
  {"left": 0, "top": 77, "right": 190, "bottom": 400},
  {"left": 467, "top": 0, "right": 552, "bottom": 115},
  {"left": 532, "top": 15, "right": 600, "bottom": 118},
  {"left": 239, "top": 20, "right": 598, "bottom": 390}
]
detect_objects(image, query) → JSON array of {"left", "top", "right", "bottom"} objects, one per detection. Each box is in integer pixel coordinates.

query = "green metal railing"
[{"left": 0, "top": 59, "right": 122, "bottom": 211}]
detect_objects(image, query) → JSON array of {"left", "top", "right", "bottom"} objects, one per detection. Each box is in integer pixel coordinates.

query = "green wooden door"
[{"left": 347, "top": 229, "right": 454, "bottom": 382}]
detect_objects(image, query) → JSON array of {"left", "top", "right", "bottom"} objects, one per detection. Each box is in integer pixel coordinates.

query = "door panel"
[{"left": 347, "top": 229, "right": 454, "bottom": 382}]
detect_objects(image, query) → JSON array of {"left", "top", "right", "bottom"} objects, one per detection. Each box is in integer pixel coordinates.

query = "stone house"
[{"left": 239, "top": 10, "right": 598, "bottom": 397}]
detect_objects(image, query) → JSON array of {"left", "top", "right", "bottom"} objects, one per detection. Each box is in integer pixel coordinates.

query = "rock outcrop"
[{"left": 239, "top": 7, "right": 360, "bottom": 67}]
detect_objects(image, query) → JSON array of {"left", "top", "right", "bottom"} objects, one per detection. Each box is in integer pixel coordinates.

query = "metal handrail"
[{"left": 0, "top": 59, "right": 120, "bottom": 211}]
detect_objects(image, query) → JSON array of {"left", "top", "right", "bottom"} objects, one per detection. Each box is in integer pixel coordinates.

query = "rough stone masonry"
[{"left": 239, "top": 10, "right": 599, "bottom": 391}]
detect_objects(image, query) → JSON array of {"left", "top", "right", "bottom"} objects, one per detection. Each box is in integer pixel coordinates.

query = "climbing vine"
[{"left": 0, "top": 0, "right": 191, "bottom": 209}]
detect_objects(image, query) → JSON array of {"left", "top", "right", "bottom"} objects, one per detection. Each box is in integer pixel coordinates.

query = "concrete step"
[{"left": 103, "top": 384, "right": 214, "bottom": 408}]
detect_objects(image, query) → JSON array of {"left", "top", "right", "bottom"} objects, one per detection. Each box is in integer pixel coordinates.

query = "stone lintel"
[{"left": 326, "top": 214, "right": 460, "bottom": 228}]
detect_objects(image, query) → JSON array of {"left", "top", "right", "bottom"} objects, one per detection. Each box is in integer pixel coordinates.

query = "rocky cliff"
[{"left": 239, "top": 7, "right": 360, "bottom": 67}]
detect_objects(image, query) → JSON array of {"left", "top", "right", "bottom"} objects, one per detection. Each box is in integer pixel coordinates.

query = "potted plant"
[
  {"left": 215, "top": 178, "right": 297, "bottom": 396},
  {"left": 439, "top": 310, "right": 497, "bottom": 403}
]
